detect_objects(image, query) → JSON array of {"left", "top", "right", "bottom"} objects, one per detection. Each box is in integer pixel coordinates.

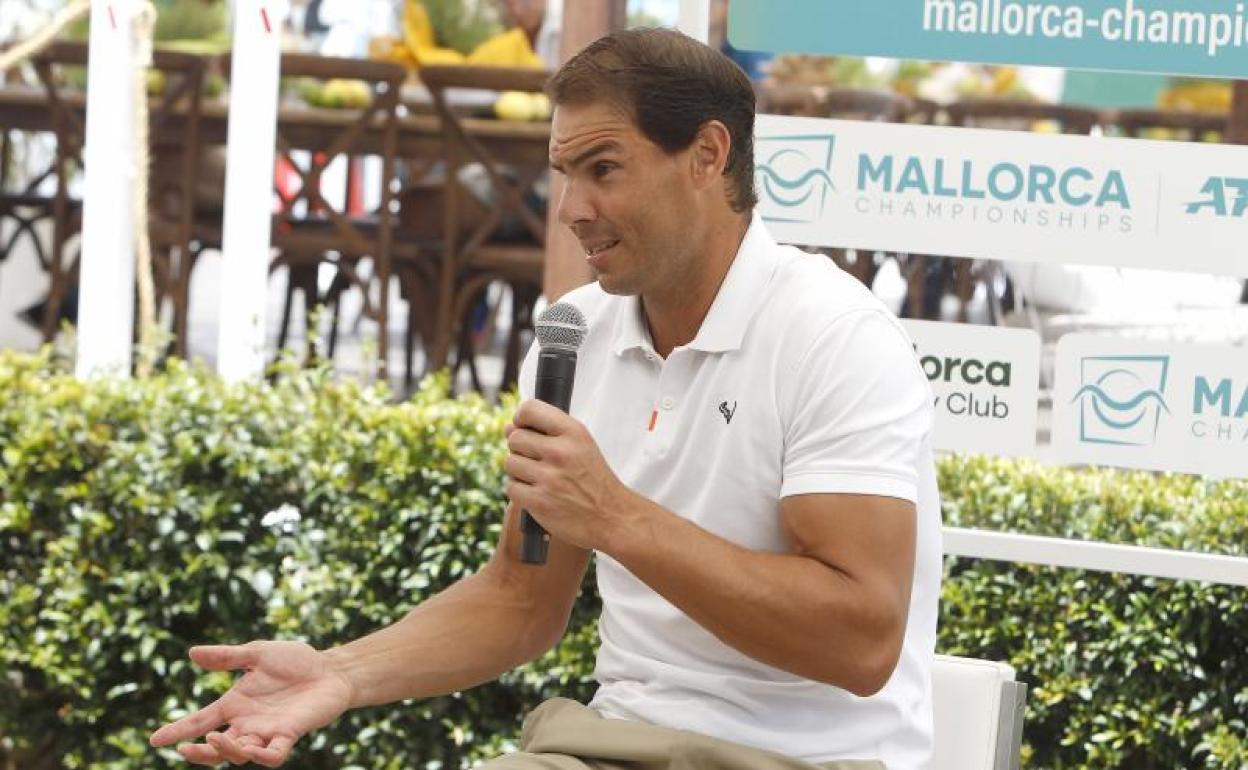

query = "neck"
[{"left": 643, "top": 211, "right": 751, "bottom": 358}]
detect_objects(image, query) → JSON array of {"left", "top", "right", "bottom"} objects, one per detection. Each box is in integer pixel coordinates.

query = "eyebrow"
[{"left": 550, "top": 141, "right": 622, "bottom": 174}]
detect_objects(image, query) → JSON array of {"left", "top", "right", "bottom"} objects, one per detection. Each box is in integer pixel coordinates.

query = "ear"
[{"left": 688, "top": 120, "right": 733, "bottom": 193}]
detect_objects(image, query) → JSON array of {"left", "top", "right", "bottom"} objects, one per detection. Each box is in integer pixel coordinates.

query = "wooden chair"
[
  {"left": 0, "top": 41, "right": 210, "bottom": 346},
  {"left": 1, "top": 45, "right": 48, "bottom": 269},
  {"left": 248, "top": 53, "right": 406, "bottom": 377},
  {"left": 0, "top": 42, "right": 89, "bottom": 341},
  {"left": 0, "top": 127, "right": 56, "bottom": 298},
  {"left": 414, "top": 64, "right": 551, "bottom": 395},
  {"left": 142, "top": 48, "right": 211, "bottom": 358}
]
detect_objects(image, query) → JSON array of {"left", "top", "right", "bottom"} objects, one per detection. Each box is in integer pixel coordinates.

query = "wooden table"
[
  {"left": 0, "top": 85, "right": 550, "bottom": 165},
  {"left": 0, "top": 83, "right": 552, "bottom": 377}
]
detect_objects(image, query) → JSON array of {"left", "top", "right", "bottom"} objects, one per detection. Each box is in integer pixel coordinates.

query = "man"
[{"left": 148, "top": 29, "right": 940, "bottom": 770}]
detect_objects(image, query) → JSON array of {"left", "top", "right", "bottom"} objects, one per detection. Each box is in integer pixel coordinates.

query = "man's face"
[{"left": 549, "top": 100, "right": 698, "bottom": 297}]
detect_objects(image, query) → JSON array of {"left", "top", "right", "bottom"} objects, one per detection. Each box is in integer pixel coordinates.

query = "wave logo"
[
  {"left": 755, "top": 134, "right": 836, "bottom": 224},
  {"left": 1071, "top": 355, "right": 1171, "bottom": 446}
]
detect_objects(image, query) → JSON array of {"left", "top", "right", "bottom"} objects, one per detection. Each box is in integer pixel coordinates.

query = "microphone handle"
[{"left": 521, "top": 350, "right": 578, "bottom": 565}]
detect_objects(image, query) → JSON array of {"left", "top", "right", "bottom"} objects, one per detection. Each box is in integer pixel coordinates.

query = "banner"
[
  {"left": 730, "top": 0, "right": 1248, "bottom": 80},
  {"left": 756, "top": 114, "right": 1248, "bottom": 277},
  {"left": 1052, "top": 333, "right": 1248, "bottom": 478},
  {"left": 902, "top": 320, "right": 1041, "bottom": 456}
]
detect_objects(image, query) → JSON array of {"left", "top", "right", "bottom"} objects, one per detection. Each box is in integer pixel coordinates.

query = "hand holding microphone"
[{"left": 516, "top": 302, "right": 589, "bottom": 565}]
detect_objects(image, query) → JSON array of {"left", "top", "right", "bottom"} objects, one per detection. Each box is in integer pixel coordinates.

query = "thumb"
[{"left": 189, "top": 642, "right": 263, "bottom": 672}]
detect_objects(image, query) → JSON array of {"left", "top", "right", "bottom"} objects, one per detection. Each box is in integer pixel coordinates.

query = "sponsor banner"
[
  {"left": 730, "top": 0, "right": 1248, "bottom": 80},
  {"left": 902, "top": 320, "right": 1041, "bottom": 456},
  {"left": 756, "top": 115, "right": 1248, "bottom": 277},
  {"left": 1053, "top": 333, "right": 1248, "bottom": 478}
]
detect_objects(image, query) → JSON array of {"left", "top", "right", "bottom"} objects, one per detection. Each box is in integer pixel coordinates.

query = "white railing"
[{"left": 944, "top": 527, "right": 1248, "bottom": 587}]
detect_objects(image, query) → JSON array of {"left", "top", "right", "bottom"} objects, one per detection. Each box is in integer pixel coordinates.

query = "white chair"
[{"left": 930, "top": 654, "right": 1027, "bottom": 770}]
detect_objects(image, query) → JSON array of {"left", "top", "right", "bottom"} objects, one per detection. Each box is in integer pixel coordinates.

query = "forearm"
[
  {"left": 323, "top": 569, "right": 555, "bottom": 708},
  {"left": 604, "top": 493, "right": 898, "bottom": 695}
]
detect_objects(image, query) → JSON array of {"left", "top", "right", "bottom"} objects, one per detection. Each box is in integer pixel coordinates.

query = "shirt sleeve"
[{"left": 779, "top": 309, "right": 933, "bottom": 503}]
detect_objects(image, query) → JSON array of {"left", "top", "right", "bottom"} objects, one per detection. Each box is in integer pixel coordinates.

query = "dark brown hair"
[{"left": 547, "top": 27, "right": 758, "bottom": 213}]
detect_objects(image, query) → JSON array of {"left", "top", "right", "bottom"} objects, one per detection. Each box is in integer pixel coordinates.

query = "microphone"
[{"left": 521, "top": 301, "right": 589, "bottom": 565}]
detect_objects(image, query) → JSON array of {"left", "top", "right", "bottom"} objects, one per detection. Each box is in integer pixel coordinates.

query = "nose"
[{"left": 556, "top": 177, "right": 595, "bottom": 230}]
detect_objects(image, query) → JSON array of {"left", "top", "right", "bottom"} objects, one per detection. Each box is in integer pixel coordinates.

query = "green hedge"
[
  {"left": 1, "top": 349, "right": 1245, "bottom": 769},
  {"left": 937, "top": 455, "right": 1248, "bottom": 769}
]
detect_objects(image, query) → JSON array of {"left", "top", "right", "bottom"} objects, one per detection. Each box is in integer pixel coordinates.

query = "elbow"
[
  {"left": 477, "top": 563, "right": 571, "bottom": 662},
  {"left": 816, "top": 604, "right": 907, "bottom": 698},
  {"left": 841, "top": 640, "right": 903, "bottom": 698}
]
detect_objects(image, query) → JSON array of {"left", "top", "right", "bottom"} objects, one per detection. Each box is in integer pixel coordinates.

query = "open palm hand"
[{"left": 149, "top": 641, "right": 352, "bottom": 767}]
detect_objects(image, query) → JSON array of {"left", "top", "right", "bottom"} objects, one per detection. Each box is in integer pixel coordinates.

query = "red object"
[
  {"left": 347, "top": 157, "right": 364, "bottom": 214},
  {"left": 260, "top": 6, "right": 272, "bottom": 34},
  {"left": 273, "top": 156, "right": 299, "bottom": 228},
  {"left": 648, "top": 409, "right": 658, "bottom": 432}
]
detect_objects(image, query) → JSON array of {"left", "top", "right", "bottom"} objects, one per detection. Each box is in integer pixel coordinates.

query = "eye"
[{"left": 592, "top": 161, "right": 617, "bottom": 179}]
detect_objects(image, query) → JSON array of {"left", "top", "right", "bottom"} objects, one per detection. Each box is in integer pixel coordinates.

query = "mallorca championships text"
[{"left": 924, "top": 0, "right": 1248, "bottom": 58}]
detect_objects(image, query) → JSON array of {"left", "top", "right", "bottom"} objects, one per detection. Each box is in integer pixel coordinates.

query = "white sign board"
[
  {"left": 902, "top": 320, "right": 1040, "bottom": 457},
  {"left": 756, "top": 115, "right": 1248, "bottom": 277},
  {"left": 1053, "top": 333, "right": 1248, "bottom": 478}
]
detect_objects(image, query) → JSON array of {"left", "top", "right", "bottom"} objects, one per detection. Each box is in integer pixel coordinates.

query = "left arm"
[{"left": 504, "top": 402, "right": 916, "bottom": 697}]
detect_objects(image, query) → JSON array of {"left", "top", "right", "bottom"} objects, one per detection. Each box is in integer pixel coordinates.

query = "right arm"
[
  {"left": 149, "top": 501, "right": 590, "bottom": 766},
  {"left": 327, "top": 500, "right": 592, "bottom": 707}
]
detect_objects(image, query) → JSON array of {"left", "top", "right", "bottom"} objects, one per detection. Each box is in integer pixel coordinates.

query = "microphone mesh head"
[{"left": 536, "top": 302, "right": 588, "bottom": 352}]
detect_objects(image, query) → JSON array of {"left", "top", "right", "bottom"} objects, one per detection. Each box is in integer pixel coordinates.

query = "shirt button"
[{"left": 661, "top": 397, "right": 675, "bottom": 410}]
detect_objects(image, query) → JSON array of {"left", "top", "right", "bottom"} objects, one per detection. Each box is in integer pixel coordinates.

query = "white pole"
[
  {"left": 944, "top": 527, "right": 1248, "bottom": 587},
  {"left": 678, "top": 0, "right": 710, "bottom": 43},
  {"left": 76, "top": 0, "right": 140, "bottom": 378},
  {"left": 216, "top": 0, "right": 285, "bottom": 382}
]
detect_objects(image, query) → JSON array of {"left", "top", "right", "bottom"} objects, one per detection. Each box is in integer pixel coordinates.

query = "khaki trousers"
[{"left": 478, "top": 697, "right": 886, "bottom": 770}]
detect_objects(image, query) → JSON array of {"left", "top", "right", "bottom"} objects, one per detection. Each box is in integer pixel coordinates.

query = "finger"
[
  {"left": 225, "top": 727, "right": 264, "bottom": 749},
  {"left": 515, "top": 399, "right": 574, "bottom": 436},
  {"left": 245, "top": 735, "right": 296, "bottom": 768},
  {"left": 206, "top": 731, "right": 249, "bottom": 765},
  {"left": 504, "top": 451, "right": 544, "bottom": 485},
  {"left": 506, "top": 479, "right": 537, "bottom": 510},
  {"left": 150, "top": 700, "right": 228, "bottom": 746},
  {"left": 504, "top": 421, "right": 516, "bottom": 437},
  {"left": 188, "top": 643, "right": 262, "bottom": 672},
  {"left": 177, "top": 742, "right": 224, "bottom": 766},
  {"left": 507, "top": 426, "right": 555, "bottom": 461}
]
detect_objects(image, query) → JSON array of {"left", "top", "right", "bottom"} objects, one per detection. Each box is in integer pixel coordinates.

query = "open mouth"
[{"left": 584, "top": 240, "right": 620, "bottom": 258}]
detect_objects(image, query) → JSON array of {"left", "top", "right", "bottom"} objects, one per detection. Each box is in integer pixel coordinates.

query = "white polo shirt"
[{"left": 518, "top": 214, "right": 941, "bottom": 770}]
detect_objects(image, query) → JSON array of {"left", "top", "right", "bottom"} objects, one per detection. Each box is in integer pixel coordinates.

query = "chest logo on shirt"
[{"left": 718, "top": 400, "right": 738, "bottom": 424}]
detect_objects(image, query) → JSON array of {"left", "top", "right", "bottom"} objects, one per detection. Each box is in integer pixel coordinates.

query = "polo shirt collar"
[
  {"left": 611, "top": 212, "right": 779, "bottom": 357},
  {"left": 612, "top": 295, "right": 652, "bottom": 356}
]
